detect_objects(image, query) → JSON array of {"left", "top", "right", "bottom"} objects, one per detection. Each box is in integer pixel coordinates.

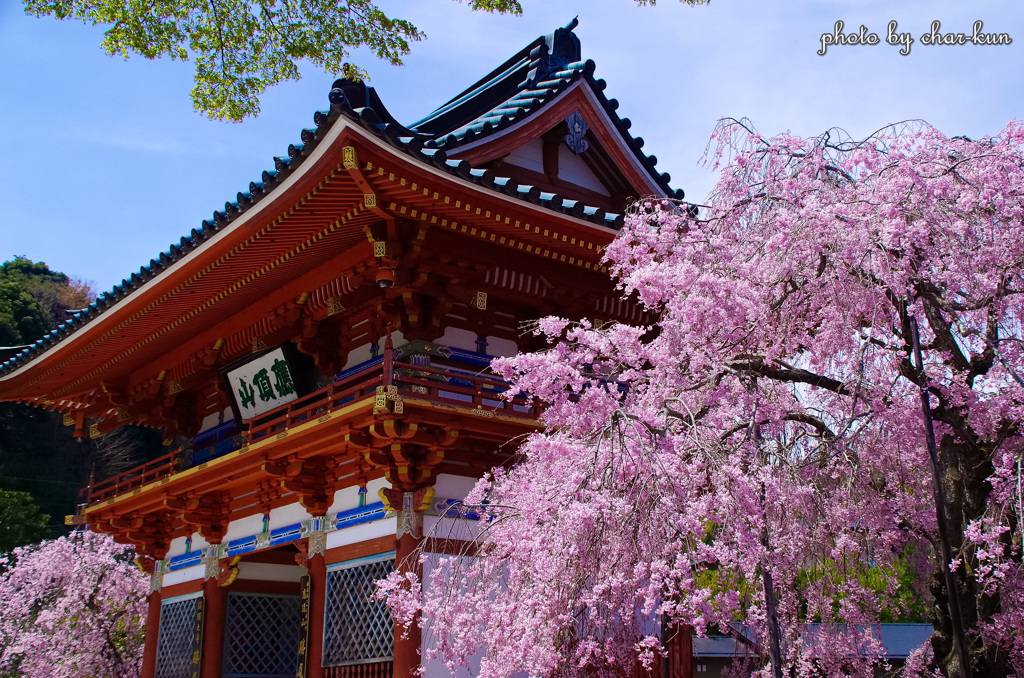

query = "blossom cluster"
[
  {"left": 382, "top": 120, "right": 1024, "bottom": 677},
  {"left": 0, "top": 531, "right": 148, "bottom": 678}
]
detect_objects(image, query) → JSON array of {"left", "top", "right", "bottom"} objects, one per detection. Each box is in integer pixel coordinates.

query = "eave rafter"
[
  {"left": 3, "top": 123, "right": 643, "bottom": 444},
  {"left": 355, "top": 144, "right": 617, "bottom": 273}
]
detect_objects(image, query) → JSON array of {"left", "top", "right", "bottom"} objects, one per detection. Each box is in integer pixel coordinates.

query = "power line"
[{"left": 0, "top": 476, "right": 83, "bottom": 486}]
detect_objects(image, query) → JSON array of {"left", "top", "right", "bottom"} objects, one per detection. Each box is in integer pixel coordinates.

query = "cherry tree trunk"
[{"left": 932, "top": 432, "right": 1010, "bottom": 678}]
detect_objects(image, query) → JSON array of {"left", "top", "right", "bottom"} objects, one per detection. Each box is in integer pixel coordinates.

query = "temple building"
[{"left": 0, "top": 20, "right": 690, "bottom": 678}]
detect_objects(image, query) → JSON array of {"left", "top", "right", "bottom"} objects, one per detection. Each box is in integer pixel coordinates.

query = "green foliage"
[
  {"left": 23, "top": 0, "right": 707, "bottom": 122},
  {"left": 0, "top": 282, "right": 46, "bottom": 348},
  {"left": 0, "top": 490, "right": 49, "bottom": 554},
  {"left": 24, "top": 0, "right": 428, "bottom": 121},
  {"left": 0, "top": 257, "right": 92, "bottom": 345},
  {"left": 795, "top": 546, "right": 931, "bottom": 624},
  {"left": 0, "top": 257, "right": 67, "bottom": 285},
  {"left": 458, "top": 0, "right": 524, "bottom": 12},
  {"left": 0, "top": 259, "right": 97, "bottom": 542}
]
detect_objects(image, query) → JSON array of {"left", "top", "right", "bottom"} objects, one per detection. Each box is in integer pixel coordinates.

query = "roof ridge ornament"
[{"left": 534, "top": 18, "right": 582, "bottom": 84}]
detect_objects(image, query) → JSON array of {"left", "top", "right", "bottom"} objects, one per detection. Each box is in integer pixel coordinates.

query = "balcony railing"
[
  {"left": 81, "top": 342, "right": 538, "bottom": 507},
  {"left": 85, "top": 450, "right": 180, "bottom": 505}
]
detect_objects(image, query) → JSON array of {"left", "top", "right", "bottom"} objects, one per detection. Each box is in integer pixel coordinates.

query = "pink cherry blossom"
[
  {"left": 0, "top": 530, "right": 148, "bottom": 677},
  {"left": 380, "top": 120, "right": 1024, "bottom": 677}
]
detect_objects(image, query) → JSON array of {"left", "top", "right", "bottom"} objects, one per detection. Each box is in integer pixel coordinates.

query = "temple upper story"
[
  {"left": 0, "top": 20, "right": 690, "bottom": 678},
  {"left": 0, "top": 19, "right": 678, "bottom": 420}
]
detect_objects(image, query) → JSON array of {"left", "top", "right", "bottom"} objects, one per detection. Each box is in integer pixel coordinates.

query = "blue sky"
[{"left": 1, "top": 0, "right": 1021, "bottom": 293}]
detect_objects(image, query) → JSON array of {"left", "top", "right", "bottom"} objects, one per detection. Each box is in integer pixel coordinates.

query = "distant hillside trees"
[
  {"left": 0, "top": 258, "right": 162, "bottom": 548},
  {"left": 0, "top": 258, "right": 93, "bottom": 348},
  {"left": 0, "top": 491, "right": 48, "bottom": 554}
]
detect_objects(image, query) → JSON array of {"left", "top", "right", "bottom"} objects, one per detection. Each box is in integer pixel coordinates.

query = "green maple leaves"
[
  {"left": 24, "top": 0, "right": 426, "bottom": 121},
  {"left": 24, "top": 0, "right": 707, "bottom": 122}
]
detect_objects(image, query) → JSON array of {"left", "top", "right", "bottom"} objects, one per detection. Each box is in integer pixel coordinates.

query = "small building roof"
[{"left": 693, "top": 624, "right": 933, "bottom": 661}]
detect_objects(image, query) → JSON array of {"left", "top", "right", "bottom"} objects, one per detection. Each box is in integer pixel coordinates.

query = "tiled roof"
[
  {"left": 0, "top": 20, "right": 684, "bottom": 379},
  {"left": 411, "top": 18, "right": 682, "bottom": 199},
  {"left": 323, "top": 78, "right": 629, "bottom": 228},
  {"left": 693, "top": 624, "right": 933, "bottom": 661}
]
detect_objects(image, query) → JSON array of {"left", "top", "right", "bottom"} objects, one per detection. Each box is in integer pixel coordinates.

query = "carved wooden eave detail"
[{"left": 1, "top": 21, "right": 691, "bottom": 570}]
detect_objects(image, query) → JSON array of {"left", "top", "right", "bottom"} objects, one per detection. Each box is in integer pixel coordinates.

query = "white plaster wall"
[
  {"left": 198, "top": 407, "right": 233, "bottom": 434},
  {"left": 421, "top": 650, "right": 478, "bottom": 678},
  {"left": 190, "top": 533, "right": 210, "bottom": 552},
  {"left": 499, "top": 138, "right": 610, "bottom": 196},
  {"left": 421, "top": 553, "right": 482, "bottom": 678},
  {"left": 328, "top": 484, "right": 362, "bottom": 515},
  {"left": 222, "top": 512, "right": 266, "bottom": 544},
  {"left": 167, "top": 533, "right": 211, "bottom": 559},
  {"left": 423, "top": 515, "right": 482, "bottom": 543},
  {"left": 432, "top": 327, "right": 478, "bottom": 352},
  {"left": 559, "top": 144, "right": 610, "bottom": 195},
  {"left": 267, "top": 502, "right": 311, "bottom": 530},
  {"left": 236, "top": 562, "right": 305, "bottom": 583},
  {"left": 166, "top": 536, "right": 189, "bottom": 559},
  {"left": 327, "top": 476, "right": 391, "bottom": 514},
  {"left": 504, "top": 138, "right": 544, "bottom": 174},
  {"left": 163, "top": 563, "right": 204, "bottom": 587},
  {"left": 484, "top": 335, "right": 518, "bottom": 358},
  {"left": 325, "top": 517, "right": 396, "bottom": 551},
  {"left": 433, "top": 474, "right": 479, "bottom": 501}
]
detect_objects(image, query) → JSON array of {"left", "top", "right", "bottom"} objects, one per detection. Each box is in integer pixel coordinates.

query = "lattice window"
[
  {"left": 323, "top": 556, "right": 395, "bottom": 666},
  {"left": 222, "top": 593, "right": 302, "bottom": 678},
  {"left": 155, "top": 595, "right": 201, "bottom": 678},
  {"left": 325, "top": 662, "right": 393, "bottom": 678}
]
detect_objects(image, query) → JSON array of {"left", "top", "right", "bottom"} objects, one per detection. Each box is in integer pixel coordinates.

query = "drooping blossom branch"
[
  {"left": 0, "top": 530, "right": 148, "bottom": 678},
  {"left": 380, "top": 120, "right": 1024, "bottom": 678}
]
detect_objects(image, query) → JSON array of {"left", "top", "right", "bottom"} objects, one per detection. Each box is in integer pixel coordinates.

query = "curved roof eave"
[
  {"left": 1, "top": 21, "right": 692, "bottom": 392},
  {"left": 0, "top": 83, "right": 633, "bottom": 394},
  {"left": 408, "top": 20, "right": 682, "bottom": 199}
]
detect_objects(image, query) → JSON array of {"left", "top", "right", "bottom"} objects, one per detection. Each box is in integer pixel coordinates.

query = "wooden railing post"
[{"left": 383, "top": 333, "right": 394, "bottom": 387}]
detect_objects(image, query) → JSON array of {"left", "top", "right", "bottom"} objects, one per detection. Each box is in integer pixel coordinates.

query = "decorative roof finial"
[{"left": 542, "top": 20, "right": 582, "bottom": 78}]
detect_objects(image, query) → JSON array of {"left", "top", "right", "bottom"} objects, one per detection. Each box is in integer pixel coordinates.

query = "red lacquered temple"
[{"left": 0, "top": 20, "right": 692, "bottom": 678}]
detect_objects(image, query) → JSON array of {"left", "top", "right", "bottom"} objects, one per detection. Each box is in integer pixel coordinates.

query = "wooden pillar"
[
  {"left": 664, "top": 624, "right": 693, "bottom": 678},
  {"left": 392, "top": 529, "right": 423, "bottom": 678},
  {"left": 201, "top": 574, "right": 228, "bottom": 678},
  {"left": 140, "top": 589, "right": 162, "bottom": 678},
  {"left": 384, "top": 487, "right": 433, "bottom": 678},
  {"left": 307, "top": 551, "right": 327, "bottom": 678}
]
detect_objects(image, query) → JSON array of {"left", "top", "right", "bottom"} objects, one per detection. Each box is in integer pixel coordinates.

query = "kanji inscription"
[{"left": 226, "top": 348, "right": 300, "bottom": 419}]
